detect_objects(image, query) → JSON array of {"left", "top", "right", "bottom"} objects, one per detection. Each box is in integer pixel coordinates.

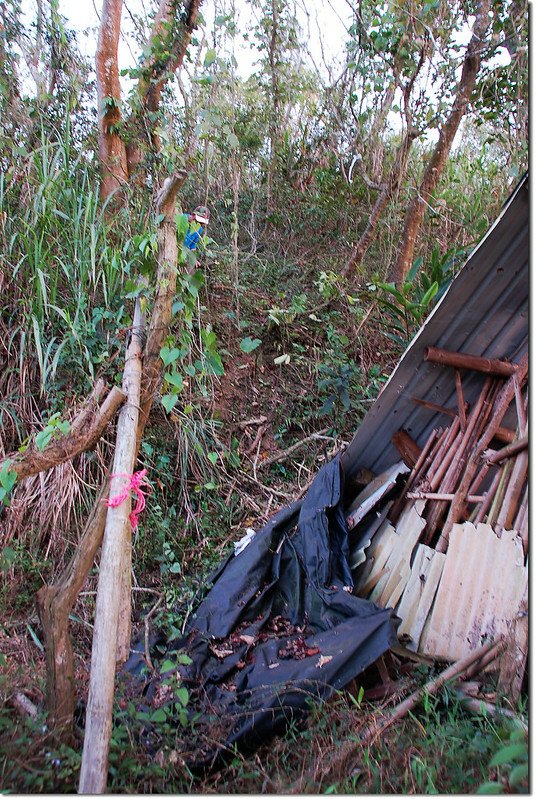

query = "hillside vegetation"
[{"left": 0, "top": 0, "right": 528, "bottom": 793}]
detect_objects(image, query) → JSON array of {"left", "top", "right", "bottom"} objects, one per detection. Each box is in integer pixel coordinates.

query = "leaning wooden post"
[
  {"left": 78, "top": 299, "right": 144, "bottom": 794},
  {"left": 139, "top": 169, "right": 188, "bottom": 424}
]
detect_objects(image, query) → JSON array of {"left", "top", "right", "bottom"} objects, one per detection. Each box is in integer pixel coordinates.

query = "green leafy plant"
[
  {"left": 35, "top": 413, "right": 70, "bottom": 450},
  {"left": 0, "top": 461, "right": 17, "bottom": 506},
  {"left": 371, "top": 266, "right": 439, "bottom": 347},
  {"left": 240, "top": 336, "right": 262, "bottom": 353},
  {"left": 477, "top": 725, "right": 528, "bottom": 794}
]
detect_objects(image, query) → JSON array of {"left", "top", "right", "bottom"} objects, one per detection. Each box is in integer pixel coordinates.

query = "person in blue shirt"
[{"left": 184, "top": 205, "right": 210, "bottom": 250}]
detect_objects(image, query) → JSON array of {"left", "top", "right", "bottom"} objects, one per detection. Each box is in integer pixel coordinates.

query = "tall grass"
[
  {"left": 0, "top": 127, "right": 131, "bottom": 556},
  {"left": 1, "top": 130, "right": 128, "bottom": 407}
]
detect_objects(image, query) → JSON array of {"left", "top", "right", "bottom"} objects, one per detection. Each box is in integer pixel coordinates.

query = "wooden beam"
[{"left": 423, "top": 346, "right": 517, "bottom": 377}]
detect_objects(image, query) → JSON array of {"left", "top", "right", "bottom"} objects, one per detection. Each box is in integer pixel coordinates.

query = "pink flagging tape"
[{"left": 106, "top": 468, "right": 149, "bottom": 530}]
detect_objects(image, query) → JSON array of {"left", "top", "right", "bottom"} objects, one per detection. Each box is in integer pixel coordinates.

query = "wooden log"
[
  {"left": 391, "top": 429, "right": 421, "bottom": 468},
  {"left": 485, "top": 436, "right": 528, "bottom": 464},
  {"left": 116, "top": 299, "right": 146, "bottom": 664},
  {"left": 497, "top": 449, "right": 528, "bottom": 532},
  {"left": 473, "top": 469, "right": 501, "bottom": 525},
  {"left": 0, "top": 381, "right": 125, "bottom": 481},
  {"left": 437, "top": 354, "right": 528, "bottom": 551},
  {"left": 454, "top": 369, "right": 466, "bottom": 430},
  {"left": 423, "top": 346, "right": 517, "bottom": 378},
  {"left": 411, "top": 396, "right": 459, "bottom": 418},
  {"left": 425, "top": 377, "right": 495, "bottom": 546},
  {"left": 79, "top": 298, "right": 144, "bottom": 794}
]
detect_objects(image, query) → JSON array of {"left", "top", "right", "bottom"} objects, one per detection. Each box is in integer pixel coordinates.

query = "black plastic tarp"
[{"left": 127, "top": 456, "right": 398, "bottom": 763}]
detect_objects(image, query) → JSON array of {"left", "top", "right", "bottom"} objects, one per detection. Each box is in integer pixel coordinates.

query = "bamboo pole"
[
  {"left": 115, "top": 301, "right": 146, "bottom": 664},
  {"left": 360, "top": 638, "right": 504, "bottom": 747},
  {"left": 473, "top": 468, "right": 501, "bottom": 525},
  {"left": 423, "top": 346, "right": 517, "bottom": 378},
  {"left": 78, "top": 299, "right": 144, "bottom": 794},
  {"left": 407, "top": 492, "right": 484, "bottom": 502},
  {"left": 428, "top": 418, "right": 462, "bottom": 491}
]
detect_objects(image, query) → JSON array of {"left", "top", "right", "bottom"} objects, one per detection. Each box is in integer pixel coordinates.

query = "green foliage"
[
  {"left": 0, "top": 461, "right": 17, "bottom": 506},
  {"left": 477, "top": 725, "right": 529, "bottom": 794},
  {"left": 34, "top": 412, "right": 70, "bottom": 450},
  {"left": 239, "top": 336, "right": 262, "bottom": 353},
  {"left": 370, "top": 241, "right": 470, "bottom": 349}
]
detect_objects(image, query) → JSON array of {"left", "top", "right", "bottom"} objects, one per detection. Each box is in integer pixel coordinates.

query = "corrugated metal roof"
[{"left": 342, "top": 175, "right": 529, "bottom": 478}]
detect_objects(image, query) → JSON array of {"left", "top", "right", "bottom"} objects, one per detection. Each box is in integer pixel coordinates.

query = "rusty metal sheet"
[{"left": 341, "top": 175, "right": 528, "bottom": 480}]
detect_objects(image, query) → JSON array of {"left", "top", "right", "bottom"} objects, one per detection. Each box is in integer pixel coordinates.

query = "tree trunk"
[
  {"left": 390, "top": 0, "right": 492, "bottom": 286},
  {"left": 139, "top": 171, "right": 188, "bottom": 423},
  {"left": 95, "top": 0, "right": 128, "bottom": 204},
  {"left": 78, "top": 299, "right": 144, "bottom": 794},
  {"left": 342, "top": 129, "right": 417, "bottom": 278},
  {"left": 79, "top": 173, "right": 186, "bottom": 792},
  {"left": 125, "top": 0, "right": 203, "bottom": 180},
  {"left": 96, "top": 0, "right": 200, "bottom": 199},
  {"left": 265, "top": 0, "right": 280, "bottom": 216},
  {"left": 35, "top": 479, "right": 110, "bottom": 740}
]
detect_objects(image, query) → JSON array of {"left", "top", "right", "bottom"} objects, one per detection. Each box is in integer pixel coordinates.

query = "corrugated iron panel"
[
  {"left": 342, "top": 176, "right": 529, "bottom": 478},
  {"left": 418, "top": 522, "right": 527, "bottom": 660}
]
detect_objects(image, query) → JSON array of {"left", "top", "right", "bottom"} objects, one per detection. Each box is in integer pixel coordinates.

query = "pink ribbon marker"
[{"left": 106, "top": 468, "right": 149, "bottom": 530}]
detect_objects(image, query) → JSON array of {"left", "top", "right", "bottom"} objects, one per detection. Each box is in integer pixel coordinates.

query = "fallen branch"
[
  {"left": 238, "top": 416, "right": 268, "bottom": 429},
  {"left": 454, "top": 686, "right": 525, "bottom": 727},
  {"left": 1, "top": 381, "right": 125, "bottom": 481},
  {"left": 290, "top": 640, "right": 505, "bottom": 795},
  {"left": 360, "top": 638, "right": 505, "bottom": 747},
  {"left": 10, "top": 692, "right": 38, "bottom": 719},
  {"left": 258, "top": 429, "right": 330, "bottom": 470},
  {"left": 484, "top": 436, "right": 528, "bottom": 464}
]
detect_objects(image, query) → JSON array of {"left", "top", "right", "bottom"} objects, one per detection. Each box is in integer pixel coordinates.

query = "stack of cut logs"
[
  {"left": 390, "top": 346, "right": 528, "bottom": 556},
  {"left": 346, "top": 345, "right": 528, "bottom": 698}
]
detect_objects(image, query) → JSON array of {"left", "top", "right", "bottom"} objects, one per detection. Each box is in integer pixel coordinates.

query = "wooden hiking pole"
[
  {"left": 79, "top": 171, "right": 187, "bottom": 794},
  {"left": 78, "top": 299, "right": 144, "bottom": 794}
]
